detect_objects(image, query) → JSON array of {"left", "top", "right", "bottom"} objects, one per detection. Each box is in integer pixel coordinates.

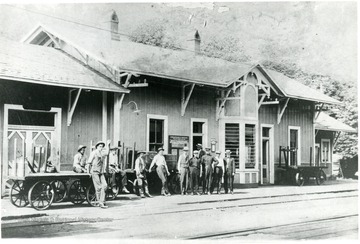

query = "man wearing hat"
[
  {"left": 87, "top": 140, "right": 111, "bottom": 208},
  {"left": 177, "top": 146, "right": 190, "bottom": 195},
  {"left": 212, "top": 151, "right": 224, "bottom": 194},
  {"left": 224, "top": 149, "right": 235, "bottom": 194},
  {"left": 107, "top": 145, "right": 130, "bottom": 194},
  {"left": 134, "top": 150, "right": 152, "bottom": 198},
  {"left": 200, "top": 147, "right": 218, "bottom": 195},
  {"left": 73, "top": 145, "right": 87, "bottom": 173},
  {"left": 188, "top": 150, "right": 201, "bottom": 195},
  {"left": 196, "top": 144, "right": 206, "bottom": 194},
  {"left": 149, "top": 147, "right": 171, "bottom": 196}
]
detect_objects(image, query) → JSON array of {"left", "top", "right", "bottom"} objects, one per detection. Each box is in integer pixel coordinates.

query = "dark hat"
[
  {"left": 77, "top": 145, "right": 86, "bottom": 152},
  {"left": 157, "top": 147, "right": 164, "bottom": 152},
  {"left": 216, "top": 151, "right": 221, "bottom": 154},
  {"left": 95, "top": 141, "right": 105, "bottom": 148},
  {"left": 137, "top": 150, "right": 146, "bottom": 155}
]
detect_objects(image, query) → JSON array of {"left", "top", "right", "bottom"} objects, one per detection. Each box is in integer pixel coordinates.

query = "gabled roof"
[
  {"left": 0, "top": 37, "right": 129, "bottom": 93},
  {"left": 315, "top": 112, "right": 356, "bottom": 133},
  {"left": 22, "top": 20, "right": 340, "bottom": 104}
]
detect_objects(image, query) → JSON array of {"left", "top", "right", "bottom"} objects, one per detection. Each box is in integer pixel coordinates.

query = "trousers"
[
  {"left": 180, "top": 167, "right": 189, "bottom": 193},
  {"left": 212, "top": 167, "right": 223, "bottom": 193},
  {"left": 189, "top": 167, "right": 199, "bottom": 193},
  {"left": 204, "top": 166, "right": 212, "bottom": 193},
  {"left": 92, "top": 173, "right": 107, "bottom": 204},
  {"left": 156, "top": 166, "right": 169, "bottom": 194},
  {"left": 224, "top": 171, "right": 234, "bottom": 193},
  {"left": 110, "top": 170, "right": 127, "bottom": 188}
]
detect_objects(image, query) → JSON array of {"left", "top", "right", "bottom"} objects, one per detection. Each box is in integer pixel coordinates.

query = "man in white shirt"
[
  {"left": 177, "top": 146, "right": 190, "bottom": 195},
  {"left": 149, "top": 148, "right": 171, "bottom": 196},
  {"left": 213, "top": 151, "right": 224, "bottom": 194}
]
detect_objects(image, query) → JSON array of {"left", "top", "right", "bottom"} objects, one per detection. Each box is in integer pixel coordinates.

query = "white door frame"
[
  {"left": 288, "top": 126, "right": 301, "bottom": 166},
  {"left": 146, "top": 114, "right": 168, "bottom": 152},
  {"left": 190, "top": 118, "right": 208, "bottom": 155},
  {"left": 321, "top": 139, "right": 332, "bottom": 165},
  {"left": 260, "top": 124, "right": 274, "bottom": 184},
  {"left": 2, "top": 104, "right": 62, "bottom": 195}
]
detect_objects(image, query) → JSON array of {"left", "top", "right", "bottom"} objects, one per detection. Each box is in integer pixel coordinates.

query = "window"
[
  {"left": 245, "top": 124, "right": 256, "bottom": 169},
  {"left": 149, "top": 119, "right": 164, "bottom": 151},
  {"left": 243, "top": 85, "right": 257, "bottom": 118},
  {"left": 8, "top": 110, "right": 55, "bottom": 127},
  {"left": 288, "top": 126, "right": 301, "bottom": 166},
  {"left": 225, "top": 123, "right": 240, "bottom": 169},
  {"left": 192, "top": 121, "right": 204, "bottom": 151}
]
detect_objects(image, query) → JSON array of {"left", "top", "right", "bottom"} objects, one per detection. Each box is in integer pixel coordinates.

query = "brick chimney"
[
  {"left": 104, "top": 10, "right": 120, "bottom": 41},
  {"left": 194, "top": 30, "right": 201, "bottom": 54}
]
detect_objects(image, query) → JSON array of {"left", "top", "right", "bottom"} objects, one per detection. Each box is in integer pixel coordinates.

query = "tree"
[{"left": 129, "top": 18, "right": 179, "bottom": 50}]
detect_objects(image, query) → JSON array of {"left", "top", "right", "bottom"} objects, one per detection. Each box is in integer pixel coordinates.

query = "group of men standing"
[
  {"left": 177, "top": 144, "right": 236, "bottom": 195},
  {"left": 71, "top": 141, "right": 236, "bottom": 208}
]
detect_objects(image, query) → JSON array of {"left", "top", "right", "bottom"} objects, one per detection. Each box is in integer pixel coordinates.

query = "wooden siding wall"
[
  {"left": 259, "top": 100, "right": 314, "bottom": 167},
  {"left": 119, "top": 82, "right": 218, "bottom": 153},
  {"left": 0, "top": 80, "right": 105, "bottom": 171}
]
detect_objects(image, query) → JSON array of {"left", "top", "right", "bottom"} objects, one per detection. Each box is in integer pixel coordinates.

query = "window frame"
[
  {"left": 146, "top": 114, "right": 168, "bottom": 152},
  {"left": 288, "top": 126, "right": 301, "bottom": 166}
]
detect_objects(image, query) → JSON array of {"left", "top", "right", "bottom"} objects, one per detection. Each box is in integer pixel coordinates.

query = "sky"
[{"left": 0, "top": 1, "right": 357, "bottom": 82}]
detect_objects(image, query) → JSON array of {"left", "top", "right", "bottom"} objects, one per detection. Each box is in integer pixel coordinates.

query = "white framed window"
[
  {"left": 146, "top": 114, "right": 168, "bottom": 152},
  {"left": 190, "top": 118, "right": 208, "bottom": 154},
  {"left": 288, "top": 126, "right": 301, "bottom": 166},
  {"left": 321, "top": 139, "right": 331, "bottom": 165}
]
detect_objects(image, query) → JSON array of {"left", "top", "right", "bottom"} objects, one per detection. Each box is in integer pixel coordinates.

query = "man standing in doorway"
[
  {"left": 87, "top": 140, "right": 111, "bottom": 209},
  {"left": 224, "top": 150, "right": 235, "bottom": 194},
  {"left": 200, "top": 147, "right": 218, "bottom": 195},
  {"left": 177, "top": 146, "right": 190, "bottom": 195},
  {"left": 149, "top": 148, "right": 171, "bottom": 196},
  {"left": 134, "top": 151, "right": 152, "bottom": 198},
  {"left": 189, "top": 150, "right": 201, "bottom": 195}
]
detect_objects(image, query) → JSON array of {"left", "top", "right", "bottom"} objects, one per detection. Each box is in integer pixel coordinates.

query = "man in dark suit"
[{"left": 224, "top": 150, "right": 235, "bottom": 194}]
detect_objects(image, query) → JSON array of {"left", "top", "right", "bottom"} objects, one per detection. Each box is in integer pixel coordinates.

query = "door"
[
  {"left": 261, "top": 125, "right": 273, "bottom": 184},
  {"left": 2, "top": 105, "right": 61, "bottom": 196},
  {"left": 321, "top": 139, "right": 331, "bottom": 165}
]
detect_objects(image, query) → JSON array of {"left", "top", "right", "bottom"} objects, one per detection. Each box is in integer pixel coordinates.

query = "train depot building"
[{"left": 0, "top": 11, "right": 355, "bottom": 195}]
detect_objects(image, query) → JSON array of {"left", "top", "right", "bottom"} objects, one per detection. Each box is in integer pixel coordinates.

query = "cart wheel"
[
  {"left": 10, "top": 180, "right": 29, "bottom": 207},
  {"left": 132, "top": 179, "right": 139, "bottom": 196},
  {"left": 295, "top": 172, "right": 305, "bottom": 186},
  {"left": 86, "top": 184, "right": 98, "bottom": 207},
  {"left": 68, "top": 180, "right": 86, "bottom": 205},
  {"left": 168, "top": 173, "right": 181, "bottom": 194},
  {"left": 316, "top": 170, "right": 326, "bottom": 185},
  {"left": 106, "top": 185, "right": 119, "bottom": 200},
  {"left": 28, "top": 181, "right": 54, "bottom": 210},
  {"left": 50, "top": 180, "right": 67, "bottom": 203}
]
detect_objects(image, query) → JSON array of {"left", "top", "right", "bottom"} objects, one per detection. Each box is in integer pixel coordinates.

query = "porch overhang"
[{"left": 315, "top": 112, "right": 356, "bottom": 133}]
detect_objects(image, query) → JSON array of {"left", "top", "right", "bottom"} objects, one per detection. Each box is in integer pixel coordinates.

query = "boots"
[
  {"left": 144, "top": 186, "right": 152, "bottom": 198},
  {"left": 139, "top": 188, "right": 145, "bottom": 198}
]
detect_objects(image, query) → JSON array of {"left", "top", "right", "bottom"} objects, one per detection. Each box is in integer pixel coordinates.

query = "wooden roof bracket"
[
  {"left": 333, "top": 131, "right": 341, "bottom": 148},
  {"left": 315, "top": 129, "right": 319, "bottom": 137},
  {"left": 67, "top": 88, "right": 82, "bottom": 126},
  {"left": 119, "top": 74, "right": 133, "bottom": 110},
  {"left": 315, "top": 103, "right": 324, "bottom": 121},
  {"left": 216, "top": 89, "right": 232, "bottom": 121},
  {"left": 181, "top": 83, "right": 195, "bottom": 116},
  {"left": 277, "top": 98, "right": 290, "bottom": 124},
  {"left": 258, "top": 94, "right": 266, "bottom": 110}
]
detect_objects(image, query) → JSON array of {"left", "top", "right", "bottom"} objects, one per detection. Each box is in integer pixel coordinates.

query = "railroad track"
[
  {"left": 186, "top": 214, "right": 359, "bottom": 240},
  {"left": 2, "top": 190, "right": 357, "bottom": 230}
]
